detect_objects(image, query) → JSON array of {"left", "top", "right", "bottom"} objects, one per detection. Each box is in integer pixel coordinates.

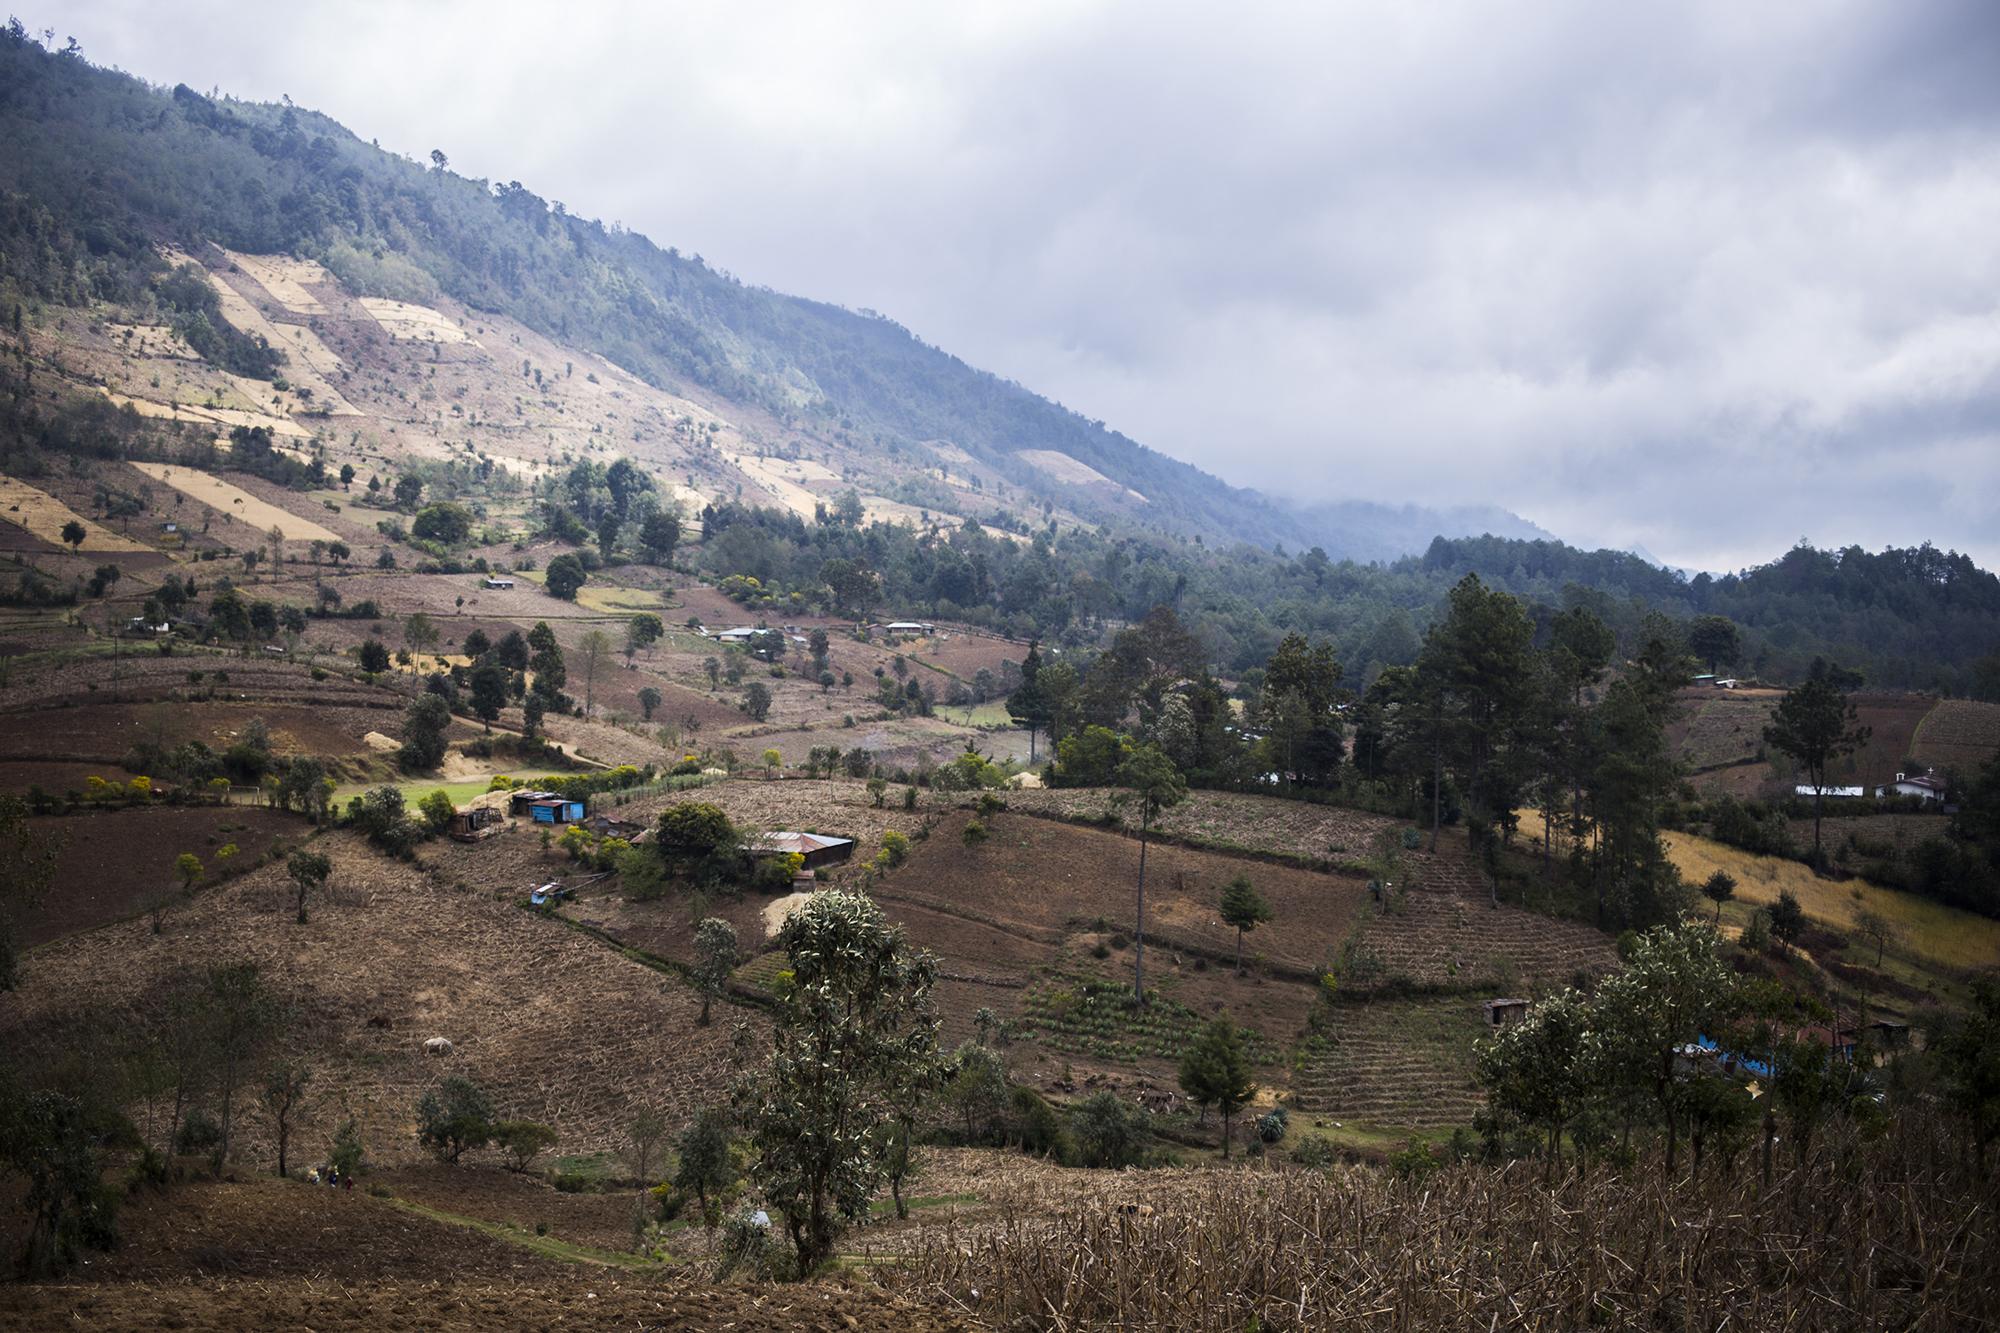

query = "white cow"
[{"left": 422, "top": 1036, "right": 455, "bottom": 1057}]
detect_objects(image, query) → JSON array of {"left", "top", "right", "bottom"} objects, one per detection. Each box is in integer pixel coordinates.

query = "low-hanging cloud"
[{"left": 54, "top": 0, "right": 2000, "bottom": 570}]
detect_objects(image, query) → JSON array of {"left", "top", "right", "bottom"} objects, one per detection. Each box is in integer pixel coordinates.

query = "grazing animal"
[{"left": 422, "top": 1036, "right": 454, "bottom": 1056}]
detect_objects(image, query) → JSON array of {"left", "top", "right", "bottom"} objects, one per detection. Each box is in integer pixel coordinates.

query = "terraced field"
[
  {"left": 1348, "top": 843, "right": 1617, "bottom": 995},
  {"left": 1290, "top": 997, "right": 1487, "bottom": 1127}
]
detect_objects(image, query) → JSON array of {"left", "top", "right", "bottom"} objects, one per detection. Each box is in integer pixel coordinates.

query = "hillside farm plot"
[
  {"left": 1911, "top": 698, "right": 2000, "bottom": 773},
  {"left": 4, "top": 832, "right": 750, "bottom": 1168},
  {"left": 1005, "top": 786, "right": 1402, "bottom": 864},
  {"left": 1292, "top": 996, "right": 1488, "bottom": 1127},
  {"left": 0, "top": 474, "right": 153, "bottom": 552},
  {"left": 18, "top": 805, "right": 302, "bottom": 947},
  {"left": 130, "top": 462, "right": 341, "bottom": 542},
  {"left": 1670, "top": 693, "right": 1774, "bottom": 772},
  {"left": 98, "top": 386, "right": 311, "bottom": 437},
  {"left": 1017, "top": 448, "right": 1148, "bottom": 503},
  {"left": 360, "top": 295, "right": 476, "bottom": 343},
  {"left": 223, "top": 248, "right": 332, "bottom": 313}
]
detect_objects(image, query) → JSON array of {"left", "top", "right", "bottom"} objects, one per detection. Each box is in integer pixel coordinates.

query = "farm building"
[
  {"left": 483, "top": 575, "right": 516, "bottom": 589},
  {"left": 508, "top": 790, "right": 585, "bottom": 824},
  {"left": 1794, "top": 784, "right": 1866, "bottom": 799},
  {"left": 1878, "top": 769, "right": 1947, "bottom": 802},
  {"left": 526, "top": 798, "right": 585, "bottom": 825},
  {"left": 1482, "top": 998, "right": 1530, "bottom": 1029},
  {"left": 750, "top": 831, "right": 855, "bottom": 871},
  {"left": 582, "top": 812, "right": 646, "bottom": 841},
  {"left": 448, "top": 806, "right": 505, "bottom": 841},
  {"left": 711, "top": 626, "right": 760, "bottom": 644},
  {"left": 884, "top": 620, "right": 935, "bottom": 635}
]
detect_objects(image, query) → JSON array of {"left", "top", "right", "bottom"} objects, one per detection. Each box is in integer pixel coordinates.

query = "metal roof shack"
[{"left": 750, "top": 831, "right": 855, "bottom": 871}]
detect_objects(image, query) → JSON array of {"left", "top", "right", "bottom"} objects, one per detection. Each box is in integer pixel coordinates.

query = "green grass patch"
[{"left": 385, "top": 1196, "right": 666, "bottom": 1268}]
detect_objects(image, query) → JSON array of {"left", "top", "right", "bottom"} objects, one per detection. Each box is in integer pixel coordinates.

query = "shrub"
[
  {"left": 876, "top": 829, "right": 911, "bottom": 869},
  {"left": 492, "top": 1120, "right": 559, "bottom": 1173},
  {"left": 1256, "top": 1107, "right": 1290, "bottom": 1144},
  {"left": 962, "top": 819, "right": 989, "bottom": 846},
  {"left": 418, "top": 789, "right": 456, "bottom": 834}
]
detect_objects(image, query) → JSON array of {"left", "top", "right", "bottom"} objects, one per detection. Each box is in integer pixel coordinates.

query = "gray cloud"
[{"left": 52, "top": 0, "right": 2000, "bottom": 569}]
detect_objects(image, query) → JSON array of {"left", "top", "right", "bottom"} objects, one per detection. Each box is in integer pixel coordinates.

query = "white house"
[
  {"left": 1795, "top": 784, "right": 1865, "bottom": 799},
  {"left": 1878, "top": 770, "right": 1947, "bottom": 802},
  {"left": 712, "top": 626, "right": 760, "bottom": 644},
  {"left": 483, "top": 576, "right": 516, "bottom": 590},
  {"left": 884, "top": 620, "right": 935, "bottom": 635}
]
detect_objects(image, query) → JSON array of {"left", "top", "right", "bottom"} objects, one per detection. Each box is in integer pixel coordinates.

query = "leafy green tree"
[
  {"left": 398, "top": 693, "right": 452, "bottom": 772},
  {"left": 1688, "top": 615, "right": 1742, "bottom": 675},
  {"left": 1583, "top": 922, "right": 1736, "bottom": 1175},
  {"left": 762, "top": 747, "right": 783, "bottom": 779},
  {"left": 638, "top": 685, "right": 662, "bottom": 721},
  {"left": 673, "top": 1107, "right": 736, "bottom": 1223},
  {"left": 946, "top": 1042, "right": 1011, "bottom": 1143},
  {"left": 527, "top": 621, "right": 566, "bottom": 699},
  {"left": 639, "top": 510, "right": 681, "bottom": 563},
  {"left": 654, "top": 802, "right": 739, "bottom": 885},
  {"left": 1118, "top": 743, "right": 1185, "bottom": 1004},
  {"left": 1476, "top": 989, "right": 1590, "bottom": 1175},
  {"left": 175, "top": 852, "right": 203, "bottom": 893},
  {"left": 1768, "top": 889, "right": 1805, "bottom": 954},
  {"left": 1764, "top": 672, "right": 1871, "bottom": 865},
  {"left": 742, "top": 681, "right": 772, "bottom": 722},
  {"left": 412, "top": 502, "right": 472, "bottom": 544},
  {"left": 1054, "top": 724, "right": 1127, "bottom": 787},
  {"left": 1178, "top": 1016, "right": 1257, "bottom": 1157},
  {"left": 1701, "top": 870, "right": 1736, "bottom": 923},
  {"left": 1006, "top": 641, "right": 1051, "bottom": 762},
  {"left": 1070, "top": 1091, "right": 1147, "bottom": 1168},
  {"left": 469, "top": 662, "right": 508, "bottom": 730},
  {"left": 416, "top": 1076, "right": 494, "bottom": 1163},
  {"left": 545, "top": 553, "right": 587, "bottom": 601},
  {"left": 59, "top": 519, "right": 85, "bottom": 550},
  {"left": 738, "top": 890, "right": 942, "bottom": 1274},
  {"left": 329, "top": 1117, "right": 365, "bottom": 1179},
  {"left": 1852, "top": 908, "right": 1898, "bottom": 968},
  {"left": 357, "top": 638, "right": 391, "bottom": 673},
  {"left": 493, "top": 1120, "right": 558, "bottom": 1172},
  {"left": 692, "top": 917, "right": 739, "bottom": 1025},
  {"left": 285, "top": 848, "right": 331, "bottom": 924},
  {"left": 1219, "top": 875, "right": 1272, "bottom": 974}
]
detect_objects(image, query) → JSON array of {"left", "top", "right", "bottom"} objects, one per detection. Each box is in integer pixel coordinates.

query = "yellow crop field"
[
  {"left": 1662, "top": 829, "right": 2000, "bottom": 973},
  {"left": 1516, "top": 807, "right": 2000, "bottom": 974},
  {"left": 0, "top": 474, "right": 152, "bottom": 552},
  {"left": 130, "top": 463, "right": 341, "bottom": 543}
]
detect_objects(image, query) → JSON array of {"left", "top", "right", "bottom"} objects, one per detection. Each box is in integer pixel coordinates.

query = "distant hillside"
[{"left": 0, "top": 28, "right": 1533, "bottom": 562}]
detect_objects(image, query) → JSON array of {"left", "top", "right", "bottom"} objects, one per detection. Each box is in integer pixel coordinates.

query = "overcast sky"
[{"left": 51, "top": 1, "right": 2000, "bottom": 571}]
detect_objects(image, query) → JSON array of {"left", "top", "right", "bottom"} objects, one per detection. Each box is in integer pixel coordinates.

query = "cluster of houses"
[{"left": 698, "top": 620, "right": 937, "bottom": 646}]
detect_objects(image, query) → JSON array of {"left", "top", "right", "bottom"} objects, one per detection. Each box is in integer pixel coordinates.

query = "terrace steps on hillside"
[
  {"left": 1346, "top": 843, "right": 1616, "bottom": 995},
  {"left": 1289, "top": 1001, "right": 1487, "bottom": 1127}
]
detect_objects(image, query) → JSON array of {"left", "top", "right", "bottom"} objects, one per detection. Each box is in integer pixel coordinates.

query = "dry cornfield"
[{"left": 890, "top": 1115, "right": 1997, "bottom": 1330}]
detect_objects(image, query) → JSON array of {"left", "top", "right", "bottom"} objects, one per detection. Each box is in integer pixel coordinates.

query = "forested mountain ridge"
[
  {"left": 0, "top": 26, "right": 1540, "bottom": 561},
  {"left": 1, "top": 27, "right": 1996, "bottom": 694}
]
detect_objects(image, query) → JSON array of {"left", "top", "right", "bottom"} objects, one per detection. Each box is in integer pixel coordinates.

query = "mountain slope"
[{"left": 0, "top": 28, "right": 1537, "bottom": 560}]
